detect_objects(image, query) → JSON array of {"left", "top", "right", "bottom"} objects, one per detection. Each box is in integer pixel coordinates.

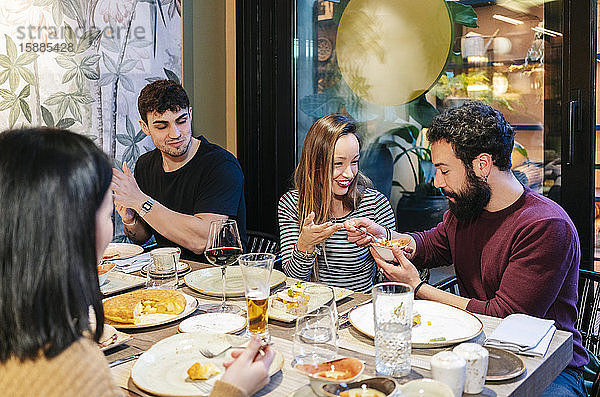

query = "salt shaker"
[
  {"left": 453, "top": 343, "right": 489, "bottom": 394},
  {"left": 430, "top": 351, "right": 466, "bottom": 397}
]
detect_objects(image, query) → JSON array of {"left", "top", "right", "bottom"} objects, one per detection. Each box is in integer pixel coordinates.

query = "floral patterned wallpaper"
[{"left": 0, "top": 0, "right": 182, "bottom": 239}]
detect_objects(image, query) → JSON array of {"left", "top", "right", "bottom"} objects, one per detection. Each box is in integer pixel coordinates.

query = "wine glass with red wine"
[{"left": 201, "top": 219, "right": 243, "bottom": 313}]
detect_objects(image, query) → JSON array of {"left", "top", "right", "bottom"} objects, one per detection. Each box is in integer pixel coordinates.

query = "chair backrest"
[
  {"left": 431, "top": 275, "right": 460, "bottom": 295},
  {"left": 577, "top": 269, "right": 600, "bottom": 356},
  {"left": 246, "top": 230, "right": 280, "bottom": 255}
]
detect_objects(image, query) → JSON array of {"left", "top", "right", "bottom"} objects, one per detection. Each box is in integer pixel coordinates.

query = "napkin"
[
  {"left": 485, "top": 313, "right": 556, "bottom": 357},
  {"left": 111, "top": 252, "right": 152, "bottom": 273}
]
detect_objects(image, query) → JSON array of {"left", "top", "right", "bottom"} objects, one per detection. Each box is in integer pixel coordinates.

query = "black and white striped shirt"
[{"left": 278, "top": 188, "right": 396, "bottom": 292}]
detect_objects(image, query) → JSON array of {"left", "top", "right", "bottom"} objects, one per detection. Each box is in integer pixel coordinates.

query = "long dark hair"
[
  {"left": 294, "top": 114, "right": 370, "bottom": 228},
  {"left": 0, "top": 128, "right": 112, "bottom": 361}
]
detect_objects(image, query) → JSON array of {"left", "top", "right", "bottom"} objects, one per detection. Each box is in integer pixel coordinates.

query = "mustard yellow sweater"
[{"left": 0, "top": 337, "right": 123, "bottom": 397}]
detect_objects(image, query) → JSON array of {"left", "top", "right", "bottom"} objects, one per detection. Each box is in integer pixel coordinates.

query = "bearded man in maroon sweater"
[{"left": 346, "top": 101, "right": 588, "bottom": 396}]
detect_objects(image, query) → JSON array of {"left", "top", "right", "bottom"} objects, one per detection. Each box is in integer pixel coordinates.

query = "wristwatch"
[{"left": 138, "top": 198, "right": 155, "bottom": 218}]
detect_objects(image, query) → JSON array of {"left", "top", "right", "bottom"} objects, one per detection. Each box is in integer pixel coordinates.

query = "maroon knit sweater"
[{"left": 410, "top": 187, "right": 588, "bottom": 368}]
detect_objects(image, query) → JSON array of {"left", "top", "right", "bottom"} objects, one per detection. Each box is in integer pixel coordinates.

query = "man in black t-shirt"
[{"left": 112, "top": 80, "right": 246, "bottom": 261}]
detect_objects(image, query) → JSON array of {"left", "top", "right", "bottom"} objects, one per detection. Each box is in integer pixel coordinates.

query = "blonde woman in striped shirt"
[{"left": 278, "top": 114, "right": 395, "bottom": 292}]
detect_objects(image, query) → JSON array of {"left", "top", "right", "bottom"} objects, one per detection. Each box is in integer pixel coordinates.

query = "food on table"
[
  {"left": 412, "top": 312, "right": 421, "bottom": 327},
  {"left": 295, "top": 357, "right": 364, "bottom": 381},
  {"left": 187, "top": 362, "right": 220, "bottom": 380},
  {"left": 372, "top": 237, "right": 411, "bottom": 249},
  {"left": 103, "top": 289, "right": 186, "bottom": 324},
  {"left": 272, "top": 282, "right": 310, "bottom": 315},
  {"left": 340, "top": 387, "right": 386, "bottom": 397},
  {"left": 103, "top": 246, "right": 120, "bottom": 260},
  {"left": 98, "top": 262, "right": 116, "bottom": 275},
  {"left": 429, "top": 337, "right": 447, "bottom": 342},
  {"left": 98, "top": 332, "right": 117, "bottom": 348}
]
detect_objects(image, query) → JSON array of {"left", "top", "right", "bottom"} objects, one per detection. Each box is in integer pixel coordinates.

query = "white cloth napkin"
[
  {"left": 111, "top": 252, "right": 152, "bottom": 273},
  {"left": 485, "top": 313, "right": 556, "bottom": 357}
]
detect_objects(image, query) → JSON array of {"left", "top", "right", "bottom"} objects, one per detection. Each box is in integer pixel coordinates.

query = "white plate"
[
  {"left": 269, "top": 283, "right": 353, "bottom": 323},
  {"left": 98, "top": 324, "right": 132, "bottom": 352},
  {"left": 178, "top": 313, "right": 246, "bottom": 334},
  {"left": 100, "top": 271, "right": 146, "bottom": 296},
  {"left": 184, "top": 266, "right": 287, "bottom": 297},
  {"left": 131, "top": 333, "right": 284, "bottom": 397},
  {"left": 103, "top": 242, "right": 144, "bottom": 260},
  {"left": 104, "top": 292, "right": 198, "bottom": 330},
  {"left": 141, "top": 262, "right": 190, "bottom": 277},
  {"left": 348, "top": 300, "right": 483, "bottom": 348}
]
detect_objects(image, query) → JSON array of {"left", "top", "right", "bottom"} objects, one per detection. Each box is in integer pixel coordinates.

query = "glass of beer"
[{"left": 239, "top": 253, "right": 275, "bottom": 339}]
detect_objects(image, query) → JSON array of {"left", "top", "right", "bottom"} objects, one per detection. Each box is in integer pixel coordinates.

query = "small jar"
[
  {"left": 430, "top": 351, "right": 466, "bottom": 397},
  {"left": 453, "top": 343, "right": 489, "bottom": 394}
]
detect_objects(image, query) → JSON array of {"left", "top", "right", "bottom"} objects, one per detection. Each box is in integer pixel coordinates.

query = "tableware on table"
[
  {"left": 400, "top": 379, "right": 454, "bottom": 397},
  {"left": 453, "top": 343, "right": 489, "bottom": 394},
  {"left": 321, "top": 376, "right": 398, "bottom": 397},
  {"left": 130, "top": 333, "right": 284, "bottom": 397},
  {"left": 348, "top": 300, "right": 483, "bottom": 348},
  {"left": 98, "top": 262, "right": 116, "bottom": 286},
  {"left": 430, "top": 351, "right": 467, "bottom": 397},
  {"left": 485, "top": 313, "right": 556, "bottom": 357},
  {"left": 109, "top": 352, "right": 142, "bottom": 368},
  {"left": 100, "top": 271, "right": 146, "bottom": 296},
  {"left": 270, "top": 282, "right": 352, "bottom": 323},
  {"left": 198, "top": 219, "right": 243, "bottom": 313},
  {"left": 178, "top": 312, "right": 246, "bottom": 334},
  {"left": 239, "top": 252, "right": 275, "bottom": 339},
  {"left": 103, "top": 242, "right": 144, "bottom": 260},
  {"left": 149, "top": 247, "right": 181, "bottom": 271},
  {"left": 485, "top": 346, "right": 526, "bottom": 381},
  {"left": 140, "top": 261, "right": 190, "bottom": 278},
  {"left": 98, "top": 324, "right": 132, "bottom": 352},
  {"left": 103, "top": 291, "right": 198, "bottom": 329},
  {"left": 372, "top": 282, "right": 413, "bottom": 377},
  {"left": 185, "top": 266, "right": 287, "bottom": 296},
  {"left": 370, "top": 237, "right": 412, "bottom": 262},
  {"left": 293, "top": 306, "right": 338, "bottom": 366},
  {"left": 295, "top": 357, "right": 364, "bottom": 396},
  {"left": 146, "top": 261, "right": 178, "bottom": 289}
]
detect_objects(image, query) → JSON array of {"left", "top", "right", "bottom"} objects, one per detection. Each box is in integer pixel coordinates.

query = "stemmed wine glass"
[{"left": 200, "top": 219, "right": 243, "bottom": 313}]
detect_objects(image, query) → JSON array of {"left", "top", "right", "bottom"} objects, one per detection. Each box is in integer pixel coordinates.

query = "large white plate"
[
  {"left": 104, "top": 292, "right": 198, "bottom": 330},
  {"left": 269, "top": 283, "right": 353, "bottom": 323},
  {"left": 103, "top": 242, "right": 144, "bottom": 260},
  {"left": 131, "top": 333, "right": 284, "bottom": 397},
  {"left": 349, "top": 300, "right": 483, "bottom": 348},
  {"left": 184, "top": 266, "right": 287, "bottom": 297}
]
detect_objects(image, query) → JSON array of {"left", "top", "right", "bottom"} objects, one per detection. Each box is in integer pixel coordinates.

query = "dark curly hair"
[
  {"left": 426, "top": 101, "right": 515, "bottom": 171},
  {"left": 138, "top": 79, "right": 190, "bottom": 124}
]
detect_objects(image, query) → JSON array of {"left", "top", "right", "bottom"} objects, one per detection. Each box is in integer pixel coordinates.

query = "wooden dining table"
[{"left": 105, "top": 261, "right": 573, "bottom": 397}]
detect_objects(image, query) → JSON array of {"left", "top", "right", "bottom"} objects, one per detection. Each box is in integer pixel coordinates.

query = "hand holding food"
[
  {"left": 371, "top": 245, "right": 421, "bottom": 288},
  {"left": 343, "top": 218, "right": 386, "bottom": 247}
]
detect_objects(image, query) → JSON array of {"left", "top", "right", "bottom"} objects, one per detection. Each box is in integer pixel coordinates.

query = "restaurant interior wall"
[{"left": 0, "top": 1, "right": 183, "bottom": 242}]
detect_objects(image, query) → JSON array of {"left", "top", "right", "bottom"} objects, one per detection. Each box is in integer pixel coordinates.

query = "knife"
[{"left": 108, "top": 352, "right": 142, "bottom": 368}]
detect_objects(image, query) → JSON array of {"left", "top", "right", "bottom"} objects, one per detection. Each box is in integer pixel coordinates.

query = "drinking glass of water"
[
  {"left": 293, "top": 306, "right": 338, "bottom": 366},
  {"left": 372, "top": 282, "right": 413, "bottom": 377}
]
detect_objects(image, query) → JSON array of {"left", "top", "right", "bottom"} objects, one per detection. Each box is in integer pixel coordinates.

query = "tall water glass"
[
  {"left": 239, "top": 253, "right": 275, "bottom": 340},
  {"left": 372, "top": 282, "right": 413, "bottom": 377},
  {"left": 293, "top": 306, "right": 338, "bottom": 366}
]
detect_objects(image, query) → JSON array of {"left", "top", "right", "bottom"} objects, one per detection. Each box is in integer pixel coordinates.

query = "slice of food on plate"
[
  {"left": 103, "top": 289, "right": 187, "bottom": 324},
  {"left": 271, "top": 285, "right": 310, "bottom": 315},
  {"left": 372, "top": 237, "right": 411, "bottom": 249},
  {"left": 187, "top": 362, "right": 221, "bottom": 380},
  {"left": 103, "top": 246, "right": 120, "bottom": 260}
]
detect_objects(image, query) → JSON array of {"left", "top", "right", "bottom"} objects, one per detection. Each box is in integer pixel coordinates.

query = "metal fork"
[
  {"left": 359, "top": 228, "right": 385, "bottom": 244},
  {"left": 199, "top": 341, "right": 273, "bottom": 358}
]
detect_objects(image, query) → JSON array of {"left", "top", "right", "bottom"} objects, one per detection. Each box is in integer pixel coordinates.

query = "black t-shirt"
[{"left": 134, "top": 135, "right": 247, "bottom": 261}]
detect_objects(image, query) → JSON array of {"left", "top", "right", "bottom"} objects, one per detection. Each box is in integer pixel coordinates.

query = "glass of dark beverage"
[{"left": 202, "top": 219, "right": 243, "bottom": 313}]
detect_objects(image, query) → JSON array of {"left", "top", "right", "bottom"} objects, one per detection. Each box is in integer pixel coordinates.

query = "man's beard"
[{"left": 443, "top": 167, "right": 491, "bottom": 222}]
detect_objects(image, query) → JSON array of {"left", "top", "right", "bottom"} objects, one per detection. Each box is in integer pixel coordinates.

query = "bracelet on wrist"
[
  {"left": 413, "top": 280, "right": 426, "bottom": 297},
  {"left": 294, "top": 243, "right": 318, "bottom": 259}
]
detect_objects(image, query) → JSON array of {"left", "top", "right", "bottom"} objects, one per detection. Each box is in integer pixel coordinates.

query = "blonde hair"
[{"left": 294, "top": 114, "right": 370, "bottom": 229}]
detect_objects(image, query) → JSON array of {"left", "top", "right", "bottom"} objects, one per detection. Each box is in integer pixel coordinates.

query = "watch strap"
[{"left": 138, "top": 198, "right": 155, "bottom": 218}]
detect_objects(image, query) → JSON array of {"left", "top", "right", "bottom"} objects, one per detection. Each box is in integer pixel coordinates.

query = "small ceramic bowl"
[
  {"left": 321, "top": 376, "right": 398, "bottom": 397},
  {"left": 98, "top": 262, "right": 116, "bottom": 286},
  {"left": 371, "top": 238, "right": 412, "bottom": 262},
  {"left": 295, "top": 357, "right": 365, "bottom": 396},
  {"left": 400, "top": 379, "right": 454, "bottom": 397}
]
